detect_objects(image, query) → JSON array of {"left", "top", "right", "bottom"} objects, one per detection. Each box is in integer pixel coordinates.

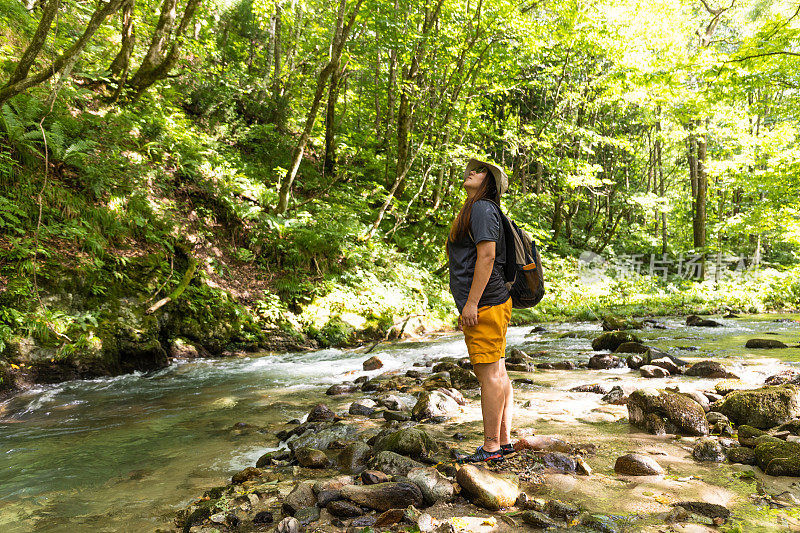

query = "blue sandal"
[
  {"left": 456, "top": 445, "right": 504, "bottom": 464},
  {"left": 500, "top": 443, "right": 515, "bottom": 456}
]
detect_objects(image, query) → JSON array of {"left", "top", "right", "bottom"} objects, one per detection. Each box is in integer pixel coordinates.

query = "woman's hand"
[{"left": 461, "top": 301, "right": 479, "bottom": 328}]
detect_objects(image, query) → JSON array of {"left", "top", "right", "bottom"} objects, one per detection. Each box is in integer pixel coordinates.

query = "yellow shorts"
[{"left": 462, "top": 297, "right": 512, "bottom": 364}]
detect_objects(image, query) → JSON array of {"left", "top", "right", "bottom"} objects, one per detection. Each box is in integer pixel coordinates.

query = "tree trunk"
[
  {"left": 323, "top": 61, "right": 343, "bottom": 177},
  {"left": 5, "top": 0, "right": 59, "bottom": 88},
  {"left": 110, "top": 0, "right": 135, "bottom": 76},
  {"left": 0, "top": 0, "right": 125, "bottom": 105},
  {"left": 274, "top": 0, "right": 364, "bottom": 215}
]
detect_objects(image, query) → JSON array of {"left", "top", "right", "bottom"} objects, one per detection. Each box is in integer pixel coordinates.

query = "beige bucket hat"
[{"left": 463, "top": 158, "right": 508, "bottom": 202}]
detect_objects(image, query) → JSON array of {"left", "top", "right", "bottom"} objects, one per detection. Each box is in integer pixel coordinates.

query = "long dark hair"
[{"left": 448, "top": 168, "right": 497, "bottom": 244}]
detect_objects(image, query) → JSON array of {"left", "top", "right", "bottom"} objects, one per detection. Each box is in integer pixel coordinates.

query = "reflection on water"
[{"left": 1, "top": 315, "right": 799, "bottom": 531}]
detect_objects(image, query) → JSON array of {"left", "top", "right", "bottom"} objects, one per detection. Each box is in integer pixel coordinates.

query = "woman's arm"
[{"left": 460, "top": 240, "right": 496, "bottom": 327}]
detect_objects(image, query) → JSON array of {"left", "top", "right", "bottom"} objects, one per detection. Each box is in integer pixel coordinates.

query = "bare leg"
[
  {"left": 472, "top": 361, "right": 505, "bottom": 452},
  {"left": 498, "top": 359, "right": 513, "bottom": 445}
]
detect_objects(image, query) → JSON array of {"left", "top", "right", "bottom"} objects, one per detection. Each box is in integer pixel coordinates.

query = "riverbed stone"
[
  {"left": 373, "top": 427, "right": 438, "bottom": 459},
  {"left": 455, "top": 464, "right": 519, "bottom": 511},
  {"left": 737, "top": 425, "right": 767, "bottom": 447},
  {"left": 283, "top": 481, "right": 318, "bottom": 515},
  {"left": 363, "top": 356, "right": 384, "bottom": 370},
  {"left": 337, "top": 442, "right": 372, "bottom": 474},
  {"left": 326, "top": 499, "right": 364, "bottom": 518},
  {"left": 407, "top": 467, "right": 454, "bottom": 504},
  {"left": 340, "top": 482, "right": 423, "bottom": 511},
  {"left": 685, "top": 360, "right": 738, "bottom": 379},
  {"left": 378, "top": 394, "right": 409, "bottom": 411},
  {"left": 307, "top": 403, "right": 336, "bottom": 422},
  {"left": 588, "top": 354, "right": 626, "bottom": 370},
  {"left": 602, "top": 317, "right": 643, "bottom": 331},
  {"left": 716, "top": 385, "right": 800, "bottom": 429},
  {"left": 314, "top": 475, "right": 353, "bottom": 494},
  {"left": 640, "top": 365, "right": 670, "bottom": 378},
  {"left": 450, "top": 366, "right": 480, "bottom": 389},
  {"left": 649, "top": 357, "right": 681, "bottom": 375},
  {"left": 349, "top": 398, "right": 378, "bottom": 416},
  {"left": 754, "top": 440, "right": 800, "bottom": 476},
  {"left": 288, "top": 422, "right": 358, "bottom": 451},
  {"left": 362, "top": 470, "right": 390, "bottom": 485},
  {"left": 592, "top": 331, "right": 642, "bottom": 351},
  {"left": 614, "top": 453, "right": 664, "bottom": 475},
  {"left": 369, "top": 451, "right": 424, "bottom": 476},
  {"left": 602, "top": 386, "right": 628, "bottom": 405},
  {"left": 727, "top": 446, "right": 757, "bottom": 465},
  {"left": 614, "top": 341, "right": 649, "bottom": 354},
  {"left": 412, "top": 390, "right": 460, "bottom": 421},
  {"left": 627, "top": 388, "right": 709, "bottom": 436},
  {"left": 326, "top": 383, "right": 358, "bottom": 395},
  {"left": 765, "top": 370, "right": 800, "bottom": 386},
  {"left": 231, "top": 466, "right": 262, "bottom": 484},
  {"left": 295, "top": 447, "right": 330, "bottom": 468},
  {"left": 686, "top": 315, "right": 723, "bottom": 327},
  {"left": 277, "top": 516, "right": 300, "bottom": 533},
  {"left": 383, "top": 410, "right": 411, "bottom": 422},
  {"left": 745, "top": 338, "right": 789, "bottom": 349},
  {"left": 545, "top": 499, "right": 580, "bottom": 520},
  {"left": 521, "top": 510, "right": 558, "bottom": 528},
  {"left": 514, "top": 435, "right": 573, "bottom": 453},
  {"left": 692, "top": 438, "right": 725, "bottom": 462},
  {"left": 570, "top": 383, "right": 610, "bottom": 394},
  {"left": 294, "top": 506, "right": 320, "bottom": 526}
]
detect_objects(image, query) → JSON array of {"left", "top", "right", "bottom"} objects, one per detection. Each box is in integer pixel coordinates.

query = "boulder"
[
  {"left": 569, "top": 383, "right": 610, "bottom": 394},
  {"left": 407, "top": 467, "right": 454, "bottom": 504},
  {"left": 295, "top": 447, "right": 330, "bottom": 468},
  {"left": 327, "top": 383, "right": 358, "bottom": 395},
  {"left": 514, "top": 435, "right": 573, "bottom": 453},
  {"left": 540, "top": 452, "right": 577, "bottom": 473},
  {"left": 326, "top": 500, "right": 364, "bottom": 518},
  {"left": 649, "top": 357, "right": 681, "bottom": 375},
  {"left": 362, "top": 470, "right": 390, "bottom": 485},
  {"left": 231, "top": 466, "right": 262, "bottom": 484},
  {"left": 777, "top": 418, "right": 800, "bottom": 435},
  {"left": 588, "top": 354, "right": 626, "bottom": 370},
  {"left": 715, "top": 385, "right": 800, "bottom": 429},
  {"left": 686, "top": 315, "right": 723, "bottom": 327},
  {"left": 627, "top": 388, "right": 709, "bottom": 436},
  {"left": 313, "top": 475, "right": 354, "bottom": 493},
  {"left": 455, "top": 464, "right": 519, "bottom": 511},
  {"left": 602, "top": 386, "right": 628, "bottom": 405},
  {"left": 520, "top": 510, "right": 558, "bottom": 529},
  {"left": 685, "top": 360, "right": 738, "bottom": 379},
  {"left": 450, "top": 366, "right": 480, "bottom": 389},
  {"left": 422, "top": 372, "right": 450, "bottom": 390},
  {"left": 545, "top": 499, "right": 580, "bottom": 520},
  {"left": 411, "top": 390, "right": 460, "bottom": 421},
  {"left": 283, "top": 481, "right": 318, "bottom": 515},
  {"left": 640, "top": 365, "right": 670, "bottom": 378},
  {"left": 307, "top": 404, "right": 336, "bottom": 422},
  {"left": 383, "top": 410, "right": 411, "bottom": 422},
  {"left": 614, "top": 341, "right": 649, "bottom": 354},
  {"left": 754, "top": 440, "right": 800, "bottom": 476},
  {"left": 715, "top": 379, "right": 753, "bottom": 395},
  {"left": 592, "top": 331, "right": 642, "bottom": 352},
  {"left": 726, "top": 446, "right": 756, "bottom": 465},
  {"left": 737, "top": 425, "right": 767, "bottom": 447},
  {"left": 349, "top": 398, "right": 378, "bottom": 416},
  {"left": 369, "top": 451, "right": 424, "bottom": 476},
  {"left": 626, "top": 355, "right": 645, "bottom": 370},
  {"left": 337, "top": 442, "right": 372, "bottom": 474},
  {"left": 363, "top": 356, "right": 384, "bottom": 370},
  {"left": 692, "top": 438, "right": 725, "bottom": 462},
  {"left": 745, "top": 338, "right": 788, "bottom": 349},
  {"left": 277, "top": 517, "right": 300, "bottom": 533},
  {"left": 378, "top": 394, "right": 410, "bottom": 411},
  {"left": 614, "top": 453, "right": 664, "bottom": 476},
  {"left": 373, "top": 427, "right": 438, "bottom": 459},
  {"left": 289, "top": 422, "right": 358, "bottom": 451},
  {"left": 340, "top": 482, "right": 423, "bottom": 511},
  {"left": 602, "top": 317, "right": 643, "bottom": 331},
  {"left": 765, "top": 370, "right": 800, "bottom": 386}
]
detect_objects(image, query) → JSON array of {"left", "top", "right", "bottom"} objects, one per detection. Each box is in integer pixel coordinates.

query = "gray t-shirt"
[{"left": 448, "top": 200, "right": 510, "bottom": 314}]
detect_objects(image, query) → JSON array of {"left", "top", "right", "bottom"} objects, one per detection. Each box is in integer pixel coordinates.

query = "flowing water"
[{"left": 1, "top": 315, "right": 799, "bottom": 532}]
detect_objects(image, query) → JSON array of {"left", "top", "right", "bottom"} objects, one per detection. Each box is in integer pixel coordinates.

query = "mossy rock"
[
  {"left": 592, "top": 331, "right": 642, "bottom": 352},
  {"left": 627, "top": 388, "right": 709, "bottom": 436},
  {"left": 373, "top": 427, "right": 438, "bottom": 459},
  {"left": 601, "top": 317, "right": 643, "bottom": 331},
  {"left": 716, "top": 385, "right": 800, "bottom": 429},
  {"left": 754, "top": 440, "right": 800, "bottom": 476}
]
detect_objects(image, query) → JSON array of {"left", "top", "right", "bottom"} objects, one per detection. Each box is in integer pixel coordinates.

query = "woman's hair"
[{"left": 448, "top": 167, "right": 497, "bottom": 243}]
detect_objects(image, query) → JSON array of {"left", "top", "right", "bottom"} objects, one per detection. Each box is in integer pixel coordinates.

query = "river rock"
[
  {"left": 755, "top": 440, "right": 800, "bottom": 475},
  {"left": 363, "top": 356, "right": 384, "bottom": 370},
  {"left": 362, "top": 470, "right": 390, "bottom": 485},
  {"left": 407, "top": 467, "right": 454, "bottom": 504},
  {"left": 326, "top": 499, "right": 364, "bottom": 518},
  {"left": 592, "top": 331, "right": 642, "bottom": 351},
  {"left": 289, "top": 422, "right": 358, "bottom": 451},
  {"left": 378, "top": 394, "right": 409, "bottom": 411},
  {"left": 640, "top": 365, "right": 670, "bottom": 378},
  {"left": 521, "top": 510, "right": 559, "bottom": 528},
  {"left": 602, "top": 317, "right": 643, "bottom": 331},
  {"left": 627, "top": 388, "right": 709, "bottom": 436},
  {"left": 649, "top": 357, "right": 681, "bottom": 375},
  {"left": 685, "top": 360, "right": 738, "bottom": 379},
  {"left": 727, "top": 446, "right": 757, "bottom": 465},
  {"left": 602, "top": 386, "right": 628, "bottom": 405},
  {"left": 337, "top": 442, "right": 372, "bottom": 474},
  {"left": 745, "top": 338, "right": 788, "bottom": 349},
  {"left": 455, "top": 464, "right": 519, "bottom": 511},
  {"left": 514, "top": 435, "right": 573, "bottom": 453},
  {"left": 765, "top": 370, "right": 800, "bottom": 386},
  {"left": 540, "top": 452, "right": 577, "bottom": 473},
  {"left": 294, "top": 506, "right": 320, "bottom": 526},
  {"left": 614, "top": 453, "right": 664, "bottom": 475},
  {"left": 369, "top": 451, "right": 424, "bottom": 476},
  {"left": 277, "top": 517, "right": 300, "bottom": 533},
  {"left": 715, "top": 385, "right": 800, "bottom": 429},
  {"left": 626, "top": 354, "right": 645, "bottom": 369},
  {"left": 450, "top": 366, "right": 480, "bottom": 389},
  {"left": 373, "top": 427, "right": 438, "bottom": 459},
  {"left": 588, "top": 354, "right": 626, "bottom": 369},
  {"left": 295, "top": 447, "right": 329, "bottom": 468},
  {"left": 231, "top": 466, "right": 262, "bottom": 484},
  {"left": 422, "top": 372, "right": 450, "bottom": 390},
  {"left": 683, "top": 391, "right": 710, "bottom": 412},
  {"left": 674, "top": 501, "right": 731, "bottom": 521},
  {"left": 383, "top": 410, "right": 411, "bottom": 422},
  {"left": 686, "top": 315, "right": 723, "bottom": 327},
  {"left": 307, "top": 403, "right": 336, "bottom": 422},
  {"left": 692, "top": 438, "right": 725, "bottom": 462},
  {"left": 412, "top": 390, "right": 460, "bottom": 421},
  {"left": 438, "top": 387, "right": 466, "bottom": 405},
  {"left": 706, "top": 412, "right": 729, "bottom": 425},
  {"left": 614, "top": 341, "right": 649, "bottom": 354},
  {"left": 326, "top": 383, "right": 358, "bottom": 395},
  {"left": 545, "top": 499, "right": 580, "bottom": 520},
  {"left": 349, "top": 398, "right": 378, "bottom": 416},
  {"left": 777, "top": 418, "right": 800, "bottom": 435},
  {"left": 340, "top": 482, "right": 423, "bottom": 511},
  {"left": 569, "top": 383, "right": 610, "bottom": 394},
  {"left": 737, "top": 425, "right": 767, "bottom": 447},
  {"left": 283, "top": 480, "right": 318, "bottom": 515}
]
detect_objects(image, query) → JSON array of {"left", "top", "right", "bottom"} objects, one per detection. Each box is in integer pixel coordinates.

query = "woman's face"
[{"left": 464, "top": 167, "right": 488, "bottom": 196}]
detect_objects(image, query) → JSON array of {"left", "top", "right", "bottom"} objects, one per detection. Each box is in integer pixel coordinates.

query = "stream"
[{"left": 1, "top": 314, "right": 799, "bottom": 532}]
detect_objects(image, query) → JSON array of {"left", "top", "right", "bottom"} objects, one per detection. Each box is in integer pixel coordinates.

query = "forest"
[{"left": 2, "top": 0, "right": 800, "bottom": 532}]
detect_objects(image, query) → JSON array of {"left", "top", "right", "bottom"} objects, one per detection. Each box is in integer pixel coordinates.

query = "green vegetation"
[{"left": 1, "top": 0, "right": 800, "bottom": 389}]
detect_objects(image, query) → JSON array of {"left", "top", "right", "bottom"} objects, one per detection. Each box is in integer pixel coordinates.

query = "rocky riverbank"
[{"left": 169, "top": 316, "right": 800, "bottom": 533}]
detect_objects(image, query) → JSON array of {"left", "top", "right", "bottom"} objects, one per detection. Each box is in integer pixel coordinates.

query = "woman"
[{"left": 448, "top": 158, "right": 514, "bottom": 463}]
